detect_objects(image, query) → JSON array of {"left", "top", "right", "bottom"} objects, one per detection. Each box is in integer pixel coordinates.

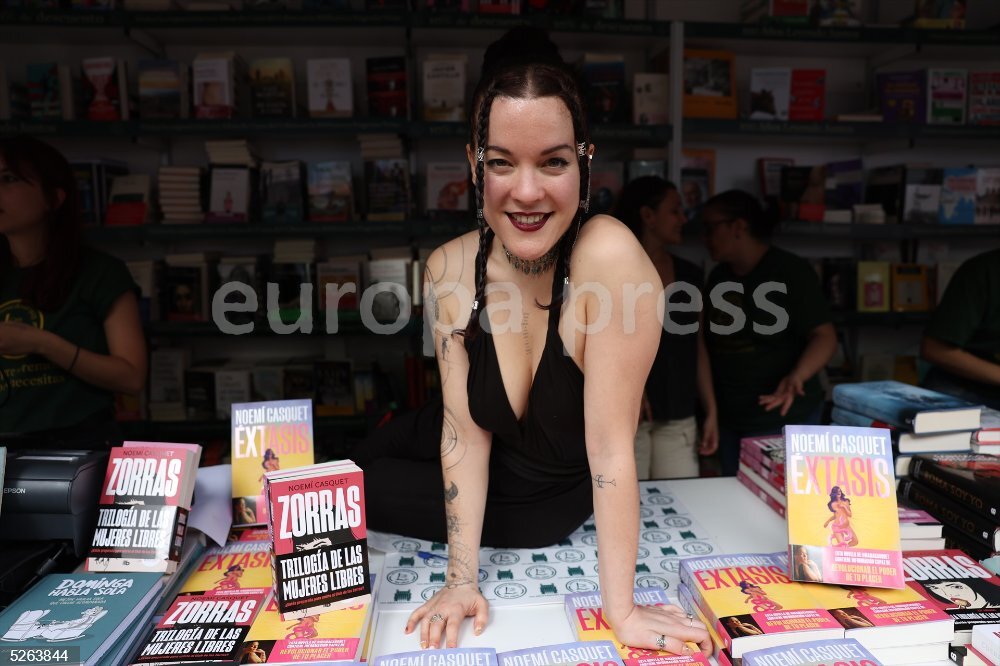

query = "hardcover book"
[
  {"left": 231, "top": 399, "right": 315, "bottom": 527},
  {"left": 910, "top": 454, "right": 1000, "bottom": 521},
  {"left": 26, "top": 62, "right": 74, "bottom": 120},
  {"left": 366, "top": 56, "right": 407, "bottom": 119},
  {"left": 421, "top": 53, "right": 466, "bottom": 122},
  {"left": 138, "top": 59, "right": 187, "bottom": 119},
  {"left": 86, "top": 442, "right": 201, "bottom": 574},
  {"left": 682, "top": 49, "right": 737, "bottom": 119},
  {"left": 748, "top": 67, "right": 790, "bottom": 121},
  {"left": 240, "top": 579, "right": 377, "bottom": 663},
  {"left": 306, "top": 58, "right": 352, "bottom": 118},
  {"left": 260, "top": 161, "right": 304, "bottom": 225},
  {"left": 308, "top": 161, "right": 353, "bottom": 222},
  {"left": 968, "top": 71, "right": 1000, "bottom": 126},
  {"left": 580, "top": 52, "right": 628, "bottom": 124},
  {"left": 939, "top": 167, "right": 977, "bottom": 225},
  {"left": 877, "top": 71, "right": 926, "bottom": 124},
  {"left": 788, "top": 70, "right": 825, "bottom": 121},
  {"left": 831, "top": 381, "right": 981, "bottom": 434},
  {"left": 265, "top": 460, "right": 371, "bottom": 620},
  {"left": 80, "top": 57, "right": 127, "bottom": 121},
  {"left": 741, "top": 639, "right": 882, "bottom": 666},
  {"left": 376, "top": 648, "right": 497, "bottom": 666},
  {"left": 0, "top": 572, "right": 162, "bottom": 666},
  {"left": 179, "top": 537, "right": 273, "bottom": 595},
  {"left": 131, "top": 590, "right": 267, "bottom": 664},
  {"left": 784, "top": 424, "right": 903, "bottom": 589},
  {"left": 927, "top": 68, "right": 967, "bottom": 125},
  {"left": 890, "top": 264, "right": 930, "bottom": 312}
]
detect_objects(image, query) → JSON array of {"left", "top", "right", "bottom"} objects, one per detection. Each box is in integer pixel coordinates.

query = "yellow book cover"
[
  {"left": 241, "top": 582, "right": 375, "bottom": 663},
  {"left": 891, "top": 263, "right": 930, "bottom": 312},
  {"left": 231, "top": 399, "right": 315, "bottom": 527},
  {"left": 563, "top": 588, "right": 708, "bottom": 663},
  {"left": 856, "top": 261, "right": 891, "bottom": 313},
  {"left": 679, "top": 553, "right": 842, "bottom": 658},
  {"left": 180, "top": 539, "right": 273, "bottom": 595},
  {"left": 784, "top": 424, "right": 904, "bottom": 589}
]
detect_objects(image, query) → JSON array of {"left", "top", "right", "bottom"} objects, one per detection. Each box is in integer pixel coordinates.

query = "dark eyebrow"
[{"left": 485, "top": 144, "right": 574, "bottom": 156}]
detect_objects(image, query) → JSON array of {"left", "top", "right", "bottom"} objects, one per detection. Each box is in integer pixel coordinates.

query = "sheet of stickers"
[{"left": 370, "top": 481, "right": 718, "bottom": 608}]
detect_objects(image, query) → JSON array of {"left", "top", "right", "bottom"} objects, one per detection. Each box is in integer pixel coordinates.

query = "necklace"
[{"left": 502, "top": 244, "right": 559, "bottom": 276}]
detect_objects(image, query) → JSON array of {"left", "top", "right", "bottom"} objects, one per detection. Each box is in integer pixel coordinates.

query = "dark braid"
[{"left": 463, "top": 86, "right": 498, "bottom": 340}]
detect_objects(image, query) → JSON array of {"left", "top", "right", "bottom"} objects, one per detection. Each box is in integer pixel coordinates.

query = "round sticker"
[
  {"left": 581, "top": 534, "right": 598, "bottom": 547},
  {"left": 640, "top": 507, "right": 654, "bottom": 519},
  {"left": 386, "top": 570, "right": 419, "bottom": 586},
  {"left": 659, "top": 559, "right": 680, "bottom": 573},
  {"left": 391, "top": 539, "right": 423, "bottom": 553},
  {"left": 682, "top": 541, "right": 714, "bottom": 555},
  {"left": 494, "top": 583, "right": 527, "bottom": 599},
  {"left": 489, "top": 551, "right": 520, "bottom": 566},
  {"left": 645, "top": 495, "right": 674, "bottom": 506},
  {"left": 566, "top": 579, "right": 599, "bottom": 593},
  {"left": 663, "top": 517, "right": 693, "bottom": 528},
  {"left": 635, "top": 575, "right": 670, "bottom": 589},
  {"left": 555, "top": 549, "right": 586, "bottom": 563},
  {"left": 525, "top": 565, "right": 557, "bottom": 580},
  {"left": 636, "top": 546, "right": 650, "bottom": 559},
  {"left": 641, "top": 530, "right": 671, "bottom": 543}
]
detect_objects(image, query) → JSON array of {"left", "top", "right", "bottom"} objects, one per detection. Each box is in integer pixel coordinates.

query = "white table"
[{"left": 370, "top": 477, "right": 951, "bottom": 665}]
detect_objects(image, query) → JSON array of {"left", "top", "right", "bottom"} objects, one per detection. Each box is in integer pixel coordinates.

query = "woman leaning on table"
[
  {"left": 0, "top": 135, "right": 146, "bottom": 444},
  {"left": 355, "top": 27, "right": 711, "bottom": 657}
]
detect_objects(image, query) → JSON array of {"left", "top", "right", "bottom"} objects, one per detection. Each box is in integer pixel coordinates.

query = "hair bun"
[{"left": 481, "top": 26, "right": 563, "bottom": 79}]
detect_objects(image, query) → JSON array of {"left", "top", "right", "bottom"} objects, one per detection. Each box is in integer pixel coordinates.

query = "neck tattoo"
[{"left": 502, "top": 244, "right": 559, "bottom": 276}]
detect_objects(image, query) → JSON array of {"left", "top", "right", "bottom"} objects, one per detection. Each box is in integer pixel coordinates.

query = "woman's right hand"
[{"left": 405, "top": 583, "right": 490, "bottom": 649}]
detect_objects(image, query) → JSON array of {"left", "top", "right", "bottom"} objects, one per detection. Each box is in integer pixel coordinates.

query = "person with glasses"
[
  {"left": 700, "top": 190, "right": 836, "bottom": 476},
  {"left": 614, "top": 176, "right": 719, "bottom": 479},
  {"left": 0, "top": 136, "right": 146, "bottom": 444}
]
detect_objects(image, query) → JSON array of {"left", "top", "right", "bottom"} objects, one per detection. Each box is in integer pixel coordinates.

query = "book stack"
[
  {"left": 105, "top": 174, "right": 151, "bottom": 226},
  {"left": 376, "top": 647, "right": 498, "bottom": 666},
  {"left": 264, "top": 460, "right": 371, "bottom": 620},
  {"left": 742, "top": 639, "right": 883, "bottom": 666},
  {"left": 157, "top": 166, "right": 204, "bottom": 225},
  {"left": 832, "top": 380, "right": 981, "bottom": 480},
  {"left": 679, "top": 552, "right": 954, "bottom": 664},
  {"left": 86, "top": 441, "right": 201, "bottom": 574}
]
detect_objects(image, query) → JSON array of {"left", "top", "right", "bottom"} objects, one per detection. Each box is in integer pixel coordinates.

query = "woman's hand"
[
  {"left": 405, "top": 583, "right": 489, "bottom": 649},
  {"left": 758, "top": 373, "right": 805, "bottom": 417},
  {"left": 698, "top": 412, "right": 719, "bottom": 456},
  {"left": 610, "top": 603, "right": 712, "bottom": 656},
  {"left": 0, "top": 321, "right": 47, "bottom": 357}
]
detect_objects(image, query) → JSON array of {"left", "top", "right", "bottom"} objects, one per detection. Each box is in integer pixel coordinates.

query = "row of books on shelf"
[
  {"left": 741, "top": 0, "right": 970, "bottom": 29},
  {"left": 766, "top": 159, "right": 1000, "bottom": 226},
  {"left": 818, "top": 259, "right": 957, "bottom": 314},
  {"left": 0, "top": 48, "right": 669, "bottom": 128}
]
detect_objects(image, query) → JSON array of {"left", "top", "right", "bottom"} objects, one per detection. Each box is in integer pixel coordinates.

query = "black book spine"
[
  {"left": 911, "top": 456, "right": 1000, "bottom": 520},
  {"left": 942, "top": 524, "right": 998, "bottom": 561},
  {"left": 899, "top": 478, "right": 998, "bottom": 550}
]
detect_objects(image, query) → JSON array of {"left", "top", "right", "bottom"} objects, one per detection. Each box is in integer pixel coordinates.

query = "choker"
[{"left": 502, "top": 244, "right": 560, "bottom": 276}]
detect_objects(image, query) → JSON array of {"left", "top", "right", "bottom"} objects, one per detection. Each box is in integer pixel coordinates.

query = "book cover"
[
  {"left": 741, "top": 638, "right": 881, "bottom": 666},
  {"left": 780, "top": 165, "right": 825, "bottom": 222},
  {"left": 192, "top": 55, "right": 235, "bottom": 119},
  {"left": 914, "top": 0, "right": 966, "bottom": 29},
  {"left": 241, "top": 582, "right": 376, "bottom": 663},
  {"left": 231, "top": 399, "right": 315, "bottom": 527},
  {"left": 902, "top": 167, "right": 943, "bottom": 225},
  {"left": 367, "top": 56, "right": 407, "bottom": 119},
  {"left": 975, "top": 168, "right": 1000, "bottom": 225},
  {"left": 788, "top": 69, "right": 825, "bottom": 121},
  {"left": 306, "top": 58, "right": 352, "bottom": 118},
  {"left": 131, "top": 590, "right": 267, "bottom": 664},
  {"left": 757, "top": 157, "right": 794, "bottom": 199},
  {"left": 0, "top": 572, "right": 162, "bottom": 666},
  {"left": 80, "top": 57, "right": 125, "bottom": 121},
  {"left": 633, "top": 72, "right": 669, "bottom": 125},
  {"left": 86, "top": 442, "right": 200, "bottom": 573},
  {"left": 317, "top": 256, "right": 362, "bottom": 312},
  {"left": 265, "top": 461, "right": 371, "bottom": 619},
  {"left": 681, "top": 168, "right": 710, "bottom": 222},
  {"left": 138, "top": 59, "right": 186, "bottom": 120},
  {"left": 784, "top": 424, "right": 903, "bottom": 588},
  {"left": 105, "top": 173, "right": 151, "bottom": 226},
  {"left": 811, "top": 0, "right": 862, "bottom": 26},
  {"left": 856, "top": 261, "right": 890, "bottom": 313},
  {"left": 589, "top": 160, "right": 624, "bottom": 216},
  {"left": 682, "top": 50, "right": 737, "bottom": 119},
  {"left": 877, "top": 71, "right": 926, "bottom": 124},
  {"left": 308, "top": 160, "right": 353, "bottom": 222},
  {"left": 422, "top": 53, "right": 466, "bottom": 122},
  {"left": 679, "top": 553, "right": 842, "bottom": 658},
  {"left": 217, "top": 257, "right": 259, "bottom": 327},
  {"left": 162, "top": 264, "right": 208, "bottom": 322},
  {"left": 898, "top": 479, "right": 1000, "bottom": 552},
  {"left": 748, "top": 68, "right": 790, "bottom": 121},
  {"left": 968, "top": 71, "right": 1000, "bottom": 126},
  {"left": 927, "top": 68, "right": 967, "bottom": 125},
  {"left": 890, "top": 264, "right": 930, "bottom": 312},
  {"left": 972, "top": 624, "right": 1000, "bottom": 663},
  {"left": 831, "top": 381, "right": 980, "bottom": 434},
  {"left": 938, "top": 167, "right": 977, "bottom": 225},
  {"left": 249, "top": 57, "right": 295, "bottom": 119},
  {"left": 376, "top": 648, "right": 498, "bottom": 666},
  {"left": 565, "top": 588, "right": 705, "bottom": 663},
  {"left": 821, "top": 258, "right": 857, "bottom": 312},
  {"left": 864, "top": 165, "right": 906, "bottom": 224},
  {"left": 207, "top": 167, "right": 251, "bottom": 223},
  {"left": 26, "top": 62, "right": 71, "bottom": 120},
  {"left": 498, "top": 642, "right": 640, "bottom": 666},
  {"left": 478, "top": 0, "right": 520, "bottom": 13},
  {"left": 580, "top": 53, "right": 628, "bottom": 124},
  {"left": 824, "top": 158, "right": 863, "bottom": 220},
  {"left": 425, "top": 162, "right": 469, "bottom": 212},
  {"left": 365, "top": 158, "right": 409, "bottom": 221},
  {"left": 260, "top": 161, "right": 304, "bottom": 225},
  {"left": 179, "top": 538, "right": 273, "bottom": 595},
  {"left": 269, "top": 261, "right": 314, "bottom": 325},
  {"left": 910, "top": 454, "right": 1000, "bottom": 521}
]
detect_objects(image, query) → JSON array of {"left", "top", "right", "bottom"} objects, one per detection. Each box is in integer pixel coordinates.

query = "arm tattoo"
[
  {"left": 444, "top": 539, "right": 476, "bottom": 588},
  {"left": 441, "top": 407, "right": 467, "bottom": 471},
  {"left": 444, "top": 481, "right": 458, "bottom": 503},
  {"left": 593, "top": 474, "right": 617, "bottom": 489}
]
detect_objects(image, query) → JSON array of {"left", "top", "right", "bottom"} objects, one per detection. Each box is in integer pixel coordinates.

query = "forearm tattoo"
[
  {"left": 444, "top": 537, "right": 477, "bottom": 588},
  {"left": 593, "top": 474, "right": 617, "bottom": 489},
  {"left": 444, "top": 481, "right": 458, "bottom": 503},
  {"left": 441, "top": 407, "right": 467, "bottom": 471}
]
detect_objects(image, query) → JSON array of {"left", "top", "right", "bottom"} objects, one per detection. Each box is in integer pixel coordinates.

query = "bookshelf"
[{"left": 5, "top": 4, "right": 999, "bottom": 440}]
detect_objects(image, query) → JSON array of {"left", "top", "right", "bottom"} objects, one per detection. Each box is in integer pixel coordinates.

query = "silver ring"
[
  {"left": 655, "top": 634, "right": 665, "bottom": 650},
  {"left": 686, "top": 612, "right": 695, "bottom": 625},
  {"left": 429, "top": 613, "right": 444, "bottom": 623}
]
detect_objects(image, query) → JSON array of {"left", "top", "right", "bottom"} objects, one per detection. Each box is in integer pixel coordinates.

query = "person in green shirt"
[
  {"left": 0, "top": 135, "right": 147, "bottom": 443},
  {"left": 921, "top": 248, "right": 1000, "bottom": 410},
  {"left": 701, "top": 190, "right": 836, "bottom": 475}
]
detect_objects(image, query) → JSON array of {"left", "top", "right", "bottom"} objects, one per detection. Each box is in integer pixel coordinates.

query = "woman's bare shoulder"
[
  {"left": 571, "top": 215, "right": 659, "bottom": 286},
  {"left": 425, "top": 231, "right": 478, "bottom": 327}
]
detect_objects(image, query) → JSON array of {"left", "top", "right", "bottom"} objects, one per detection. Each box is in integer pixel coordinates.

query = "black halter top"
[{"left": 464, "top": 262, "right": 588, "bottom": 483}]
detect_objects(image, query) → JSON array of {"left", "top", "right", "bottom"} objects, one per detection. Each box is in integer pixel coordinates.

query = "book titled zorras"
[{"left": 265, "top": 460, "right": 371, "bottom": 620}]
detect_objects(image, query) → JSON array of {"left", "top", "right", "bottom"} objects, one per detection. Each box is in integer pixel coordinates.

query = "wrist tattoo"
[{"left": 443, "top": 579, "right": 475, "bottom": 589}]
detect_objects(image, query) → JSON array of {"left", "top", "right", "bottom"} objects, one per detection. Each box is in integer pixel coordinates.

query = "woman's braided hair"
[{"left": 463, "top": 26, "right": 591, "bottom": 340}]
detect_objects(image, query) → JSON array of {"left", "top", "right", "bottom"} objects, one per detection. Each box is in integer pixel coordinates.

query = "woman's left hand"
[
  {"left": 758, "top": 373, "right": 805, "bottom": 417},
  {"left": 698, "top": 413, "right": 719, "bottom": 455},
  {"left": 0, "top": 321, "right": 46, "bottom": 357},
  {"left": 611, "top": 603, "right": 712, "bottom": 656}
]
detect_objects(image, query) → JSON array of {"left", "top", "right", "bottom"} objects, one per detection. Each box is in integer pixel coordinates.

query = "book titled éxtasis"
[{"left": 265, "top": 460, "right": 370, "bottom": 620}]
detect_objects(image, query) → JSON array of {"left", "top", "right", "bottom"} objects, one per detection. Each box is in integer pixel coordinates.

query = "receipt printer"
[{"left": 1, "top": 449, "right": 109, "bottom": 556}]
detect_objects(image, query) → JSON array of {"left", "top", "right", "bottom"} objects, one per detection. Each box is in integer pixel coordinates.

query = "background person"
[
  {"left": 920, "top": 247, "right": 1000, "bottom": 410},
  {"left": 700, "top": 190, "right": 835, "bottom": 476},
  {"left": 614, "top": 176, "right": 718, "bottom": 479},
  {"left": 0, "top": 135, "right": 146, "bottom": 444}
]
